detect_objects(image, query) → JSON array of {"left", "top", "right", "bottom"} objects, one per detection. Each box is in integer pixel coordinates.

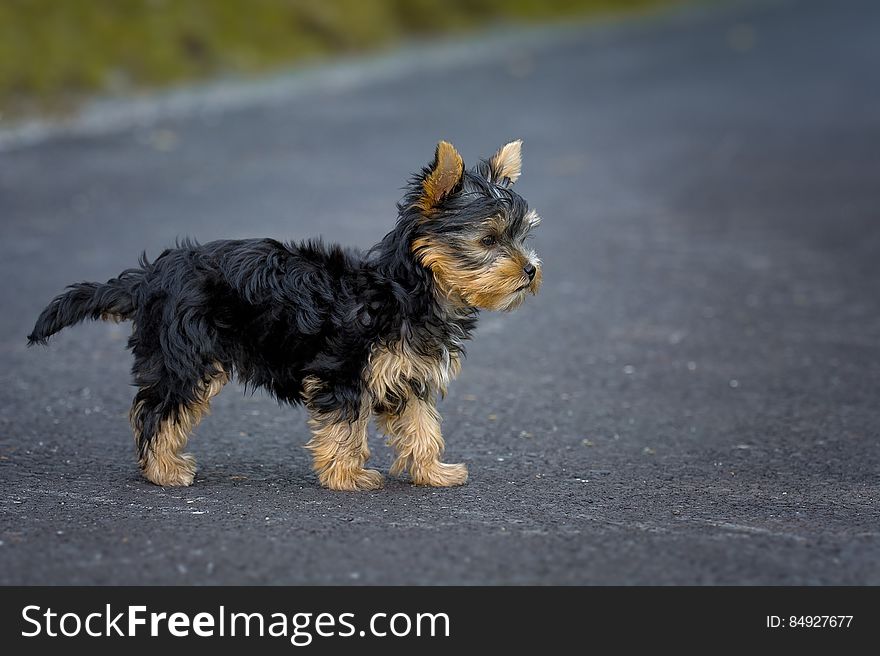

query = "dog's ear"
[
  {"left": 421, "top": 141, "right": 464, "bottom": 209},
  {"left": 488, "top": 139, "right": 523, "bottom": 185}
]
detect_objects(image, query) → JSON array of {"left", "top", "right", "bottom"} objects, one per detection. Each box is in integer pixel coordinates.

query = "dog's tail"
[{"left": 28, "top": 271, "right": 142, "bottom": 346}]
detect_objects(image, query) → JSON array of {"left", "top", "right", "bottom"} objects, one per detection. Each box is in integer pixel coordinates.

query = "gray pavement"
[{"left": 1, "top": 0, "right": 878, "bottom": 584}]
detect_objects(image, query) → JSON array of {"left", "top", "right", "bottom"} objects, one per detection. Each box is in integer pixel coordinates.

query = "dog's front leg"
[
  {"left": 378, "top": 397, "right": 468, "bottom": 487},
  {"left": 305, "top": 400, "right": 384, "bottom": 492}
]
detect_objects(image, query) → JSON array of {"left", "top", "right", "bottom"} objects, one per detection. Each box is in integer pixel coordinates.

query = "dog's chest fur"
[
  {"left": 367, "top": 340, "right": 461, "bottom": 413},
  {"left": 365, "top": 305, "right": 470, "bottom": 414}
]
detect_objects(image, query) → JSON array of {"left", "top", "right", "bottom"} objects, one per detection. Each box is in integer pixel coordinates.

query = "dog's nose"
[{"left": 523, "top": 263, "right": 536, "bottom": 281}]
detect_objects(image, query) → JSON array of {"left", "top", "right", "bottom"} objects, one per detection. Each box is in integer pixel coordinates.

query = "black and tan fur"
[{"left": 28, "top": 140, "right": 542, "bottom": 490}]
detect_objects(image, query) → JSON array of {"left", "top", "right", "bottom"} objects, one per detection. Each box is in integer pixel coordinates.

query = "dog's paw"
[
  {"left": 353, "top": 468, "right": 386, "bottom": 491},
  {"left": 142, "top": 452, "right": 196, "bottom": 487},
  {"left": 320, "top": 467, "right": 385, "bottom": 491},
  {"left": 412, "top": 462, "right": 468, "bottom": 487}
]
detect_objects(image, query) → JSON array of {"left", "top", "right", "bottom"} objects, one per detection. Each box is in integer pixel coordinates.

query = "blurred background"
[
  {"left": 0, "top": 0, "right": 672, "bottom": 118},
  {"left": 1, "top": 0, "right": 879, "bottom": 585}
]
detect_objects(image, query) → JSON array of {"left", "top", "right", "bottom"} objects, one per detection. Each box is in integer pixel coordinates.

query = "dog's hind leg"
[
  {"left": 302, "top": 377, "right": 384, "bottom": 491},
  {"left": 130, "top": 365, "right": 228, "bottom": 487}
]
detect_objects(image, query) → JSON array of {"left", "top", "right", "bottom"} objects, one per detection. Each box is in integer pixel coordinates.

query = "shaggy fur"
[{"left": 28, "top": 140, "right": 542, "bottom": 490}]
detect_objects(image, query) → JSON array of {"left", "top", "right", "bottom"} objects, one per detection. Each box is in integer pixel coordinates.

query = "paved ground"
[{"left": 1, "top": 0, "right": 878, "bottom": 585}]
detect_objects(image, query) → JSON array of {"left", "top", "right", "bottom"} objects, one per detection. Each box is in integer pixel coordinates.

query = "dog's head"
[{"left": 405, "top": 140, "right": 542, "bottom": 312}]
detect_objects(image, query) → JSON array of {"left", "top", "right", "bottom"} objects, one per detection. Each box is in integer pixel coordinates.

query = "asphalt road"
[{"left": 1, "top": 0, "right": 878, "bottom": 585}]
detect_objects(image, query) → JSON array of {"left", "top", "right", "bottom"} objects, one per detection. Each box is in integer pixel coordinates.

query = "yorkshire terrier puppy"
[{"left": 28, "top": 140, "right": 542, "bottom": 490}]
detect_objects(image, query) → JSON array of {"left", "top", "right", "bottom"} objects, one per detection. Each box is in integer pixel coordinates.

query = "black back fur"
[{"left": 30, "top": 234, "right": 473, "bottom": 415}]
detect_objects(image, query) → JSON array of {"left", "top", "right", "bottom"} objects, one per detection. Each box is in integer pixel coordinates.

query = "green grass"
[{"left": 0, "top": 0, "right": 677, "bottom": 118}]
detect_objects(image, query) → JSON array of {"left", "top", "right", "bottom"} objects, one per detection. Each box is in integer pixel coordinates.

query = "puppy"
[{"left": 29, "top": 140, "right": 542, "bottom": 490}]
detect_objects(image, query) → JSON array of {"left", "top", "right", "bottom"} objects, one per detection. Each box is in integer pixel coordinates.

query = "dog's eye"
[{"left": 481, "top": 235, "right": 497, "bottom": 247}]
